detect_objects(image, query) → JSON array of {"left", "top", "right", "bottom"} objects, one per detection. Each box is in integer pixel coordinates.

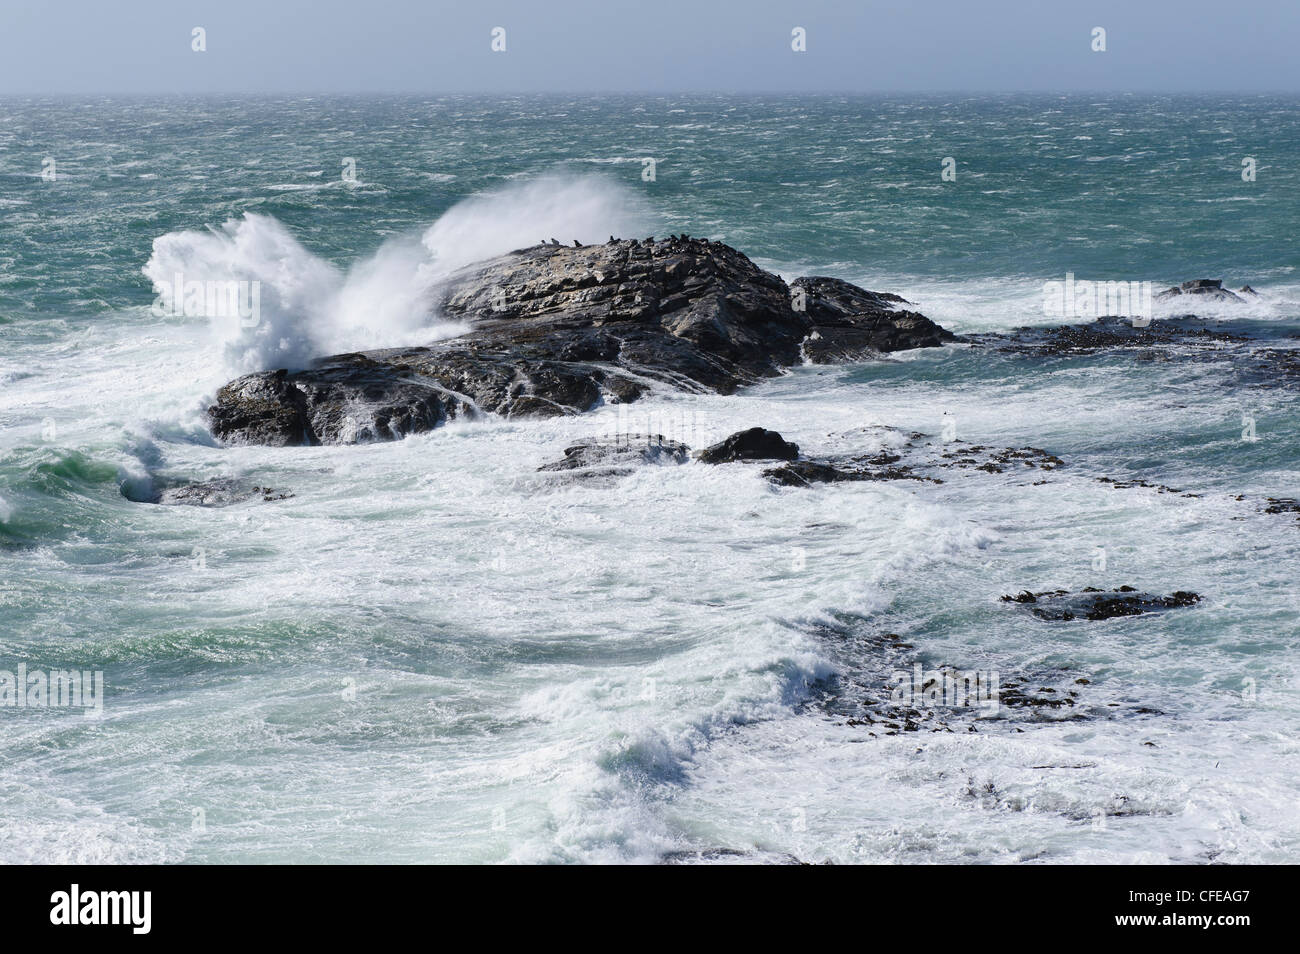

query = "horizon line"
[{"left": 4, "top": 88, "right": 1299, "bottom": 98}]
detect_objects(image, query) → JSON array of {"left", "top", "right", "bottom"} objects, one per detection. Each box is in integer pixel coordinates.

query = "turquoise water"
[{"left": 1, "top": 95, "right": 1298, "bottom": 863}]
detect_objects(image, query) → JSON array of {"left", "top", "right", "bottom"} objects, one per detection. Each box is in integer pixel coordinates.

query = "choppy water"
[{"left": 1, "top": 95, "right": 1298, "bottom": 863}]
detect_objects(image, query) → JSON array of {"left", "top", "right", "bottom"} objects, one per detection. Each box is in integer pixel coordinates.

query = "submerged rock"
[
  {"left": 129, "top": 477, "right": 294, "bottom": 507},
  {"left": 697, "top": 427, "right": 799, "bottom": 464},
  {"left": 1262, "top": 497, "right": 1300, "bottom": 521},
  {"left": 1001, "top": 587, "right": 1201, "bottom": 621},
  {"left": 762, "top": 439, "right": 1062, "bottom": 488},
  {"left": 208, "top": 238, "right": 954, "bottom": 446},
  {"left": 977, "top": 314, "right": 1300, "bottom": 396},
  {"left": 763, "top": 458, "right": 932, "bottom": 487},
  {"left": 981, "top": 315, "right": 1247, "bottom": 357},
  {"left": 537, "top": 435, "right": 690, "bottom": 482},
  {"left": 806, "top": 618, "right": 1162, "bottom": 737},
  {"left": 1155, "top": 278, "right": 1245, "bottom": 304},
  {"left": 764, "top": 460, "right": 862, "bottom": 486}
]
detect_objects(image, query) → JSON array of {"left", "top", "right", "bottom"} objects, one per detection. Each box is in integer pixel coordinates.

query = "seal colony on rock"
[{"left": 207, "top": 236, "right": 956, "bottom": 446}]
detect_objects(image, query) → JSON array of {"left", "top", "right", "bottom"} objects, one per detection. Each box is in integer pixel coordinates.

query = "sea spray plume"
[
  {"left": 143, "top": 213, "right": 342, "bottom": 375},
  {"left": 145, "top": 174, "right": 654, "bottom": 379},
  {"left": 144, "top": 214, "right": 460, "bottom": 378},
  {"left": 322, "top": 232, "right": 467, "bottom": 356},
  {"left": 418, "top": 172, "right": 654, "bottom": 280}
]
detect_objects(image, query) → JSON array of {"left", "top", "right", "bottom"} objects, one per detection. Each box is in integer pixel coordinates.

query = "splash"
[
  {"left": 418, "top": 172, "right": 652, "bottom": 277},
  {"left": 143, "top": 213, "right": 342, "bottom": 375},
  {"left": 142, "top": 172, "right": 654, "bottom": 377}
]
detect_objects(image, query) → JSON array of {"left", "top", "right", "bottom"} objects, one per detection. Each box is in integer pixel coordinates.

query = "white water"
[
  {"left": 4, "top": 174, "right": 1297, "bottom": 865},
  {"left": 5, "top": 301, "right": 1298, "bottom": 863},
  {"left": 142, "top": 173, "right": 655, "bottom": 378}
]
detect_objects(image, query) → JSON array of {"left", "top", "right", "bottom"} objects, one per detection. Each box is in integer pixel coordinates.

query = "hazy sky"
[{"left": 1, "top": 0, "right": 1297, "bottom": 94}]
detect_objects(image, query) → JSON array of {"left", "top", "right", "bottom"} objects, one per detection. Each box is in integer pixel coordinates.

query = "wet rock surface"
[
  {"left": 697, "top": 427, "right": 799, "bottom": 464},
  {"left": 536, "top": 434, "right": 690, "bottom": 484},
  {"left": 132, "top": 478, "right": 295, "bottom": 507},
  {"left": 802, "top": 615, "right": 1167, "bottom": 738},
  {"left": 1237, "top": 347, "right": 1300, "bottom": 388},
  {"left": 208, "top": 237, "right": 956, "bottom": 446},
  {"left": 1095, "top": 475, "right": 1200, "bottom": 498},
  {"left": 1000, "top": 586, "right": 1202, "bottom": 621},
  {"left": 973, "top": 311, "right": 1300, "bottom": 393},
  {"left": 763, "top": 455, "right": 938, "bottom": 487},
  {"left": 763, "top": 435, "right": 1065, "bottom": 488},
  {"left": 533, "top": 421, "right": 1072, "bottom": 491},
  {"left": 790, "top": 276, "right": 957, "bottom": 361},
  {"left": 1155, "top": 278, "right": 1245, "bottom": 304},
  {"left": 1261, "top": 498, "right": 1300, "bottom": 524},
  {"left": 976, "top": 315, "right": 1249, "bottom": 357}
]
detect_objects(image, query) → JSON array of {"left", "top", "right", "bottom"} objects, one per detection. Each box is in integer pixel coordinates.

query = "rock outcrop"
[
  {"left": 208, "top": 237, "right": 955, "bottom": 446},
  {"left": 536, "top": 435, "right": 690, "bottom": 483},
  {"left": 791, "top": 276, "right": 956, "bottom": 361},
  {"left": 1155, "top": 278, "right": 1244, "bottom": 304},
  {"left": 697, "top": 427, "right": 799, "bottom": 464},
  {"left": 123, "top": 477, "right": 294, "bottom": 507},
  {"left": 1001, "top": 587, "right": 1201, "bottom": 621},
  {"left": 981, "top": 315, "right": 1248, "bottom": 356}
]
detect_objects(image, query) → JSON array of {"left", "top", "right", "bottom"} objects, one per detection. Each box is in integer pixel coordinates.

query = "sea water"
[{"left": 1, "top": 94, "right": 1297, "bottom": 863}]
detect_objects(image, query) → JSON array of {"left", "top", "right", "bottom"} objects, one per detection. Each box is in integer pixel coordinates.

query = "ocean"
[{"left": 1, "top": 94, "right": 1298, "bottom": 863}]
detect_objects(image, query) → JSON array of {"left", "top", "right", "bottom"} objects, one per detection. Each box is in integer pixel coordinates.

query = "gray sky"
[{"left": 2, "top": 0, "right": 1297, "bottom": 94}]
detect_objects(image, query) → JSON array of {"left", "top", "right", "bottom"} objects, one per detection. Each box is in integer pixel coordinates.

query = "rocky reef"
[
  {"left": 207, "top": 236, "right": 955, "bottom": 446},
  {"left": 1155, "top": 278, "right": 1254, "bottom": 305},
  {"left": 123, "top": 476, "right": 294, "bottom": 507},
  {"left": 696, "top": 427, "right": 800, "bottom": 464},
  {"left": 790, "top": 276, "right": 955, "bottom": 360},
  {"left": 1000, "top": 587, "right": 1202, "bottom": 621}
]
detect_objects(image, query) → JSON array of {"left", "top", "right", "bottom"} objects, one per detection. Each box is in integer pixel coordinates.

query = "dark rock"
[
  {"left": 977, "top": 311, "right": 1300, "bottom": 402},
  {"left": 763, "top": 438, "right": 1060, "bottom": 488},
  {"left": 1263, "top": 497, "right": 1300, "bottom": 519},
  {"left": 697, "top": 427, "right": 799, "bottom": 464},
  {"left": 763, "top": 459, "right": 935, "bottom": 487},
  {"left": 537, "top": 435, "right": 690, "bottom": 481},
  {"left": 805, "top": 617, "right": 1161, "bottom": 736},
  {"left": 129, "top": 477, "right": 294, "bottom": 507},
  {"left": 1001, "top": 587, "right": 1201, "bottom": 621},
  {"left": 209, "top": 369, "right": 315, "bottom": 447},
  {"left": 208, "top": 239, "right": 954, "bottom": 446},
  {"left": 1097, "top": 475, "right": 1198, "bottom": 498},
  {"left": 791, "top": 276, "right": 956, "bottom": 361},
  {"left": 763, "top": 460, "right": 862, "bottom": 486},
  {"left": 1154, "top": 279, "right": 1245, "bottom": 304},
  {"left": 979, "top": 316, "right": 1247, "bottom": 357}
]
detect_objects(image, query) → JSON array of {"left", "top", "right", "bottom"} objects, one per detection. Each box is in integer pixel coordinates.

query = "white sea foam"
[
  {"left": 5, "top": 303, "right": 1299, "bottom": 863},
  {"left": 776, "top": 273, "right": 1300, "bottom": 334},
  {"left": 142, "top": 172, "right": 654, "bottom": 378},
  {"left": 143, "top": 212, "right": 342, "bottom": 374}
]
